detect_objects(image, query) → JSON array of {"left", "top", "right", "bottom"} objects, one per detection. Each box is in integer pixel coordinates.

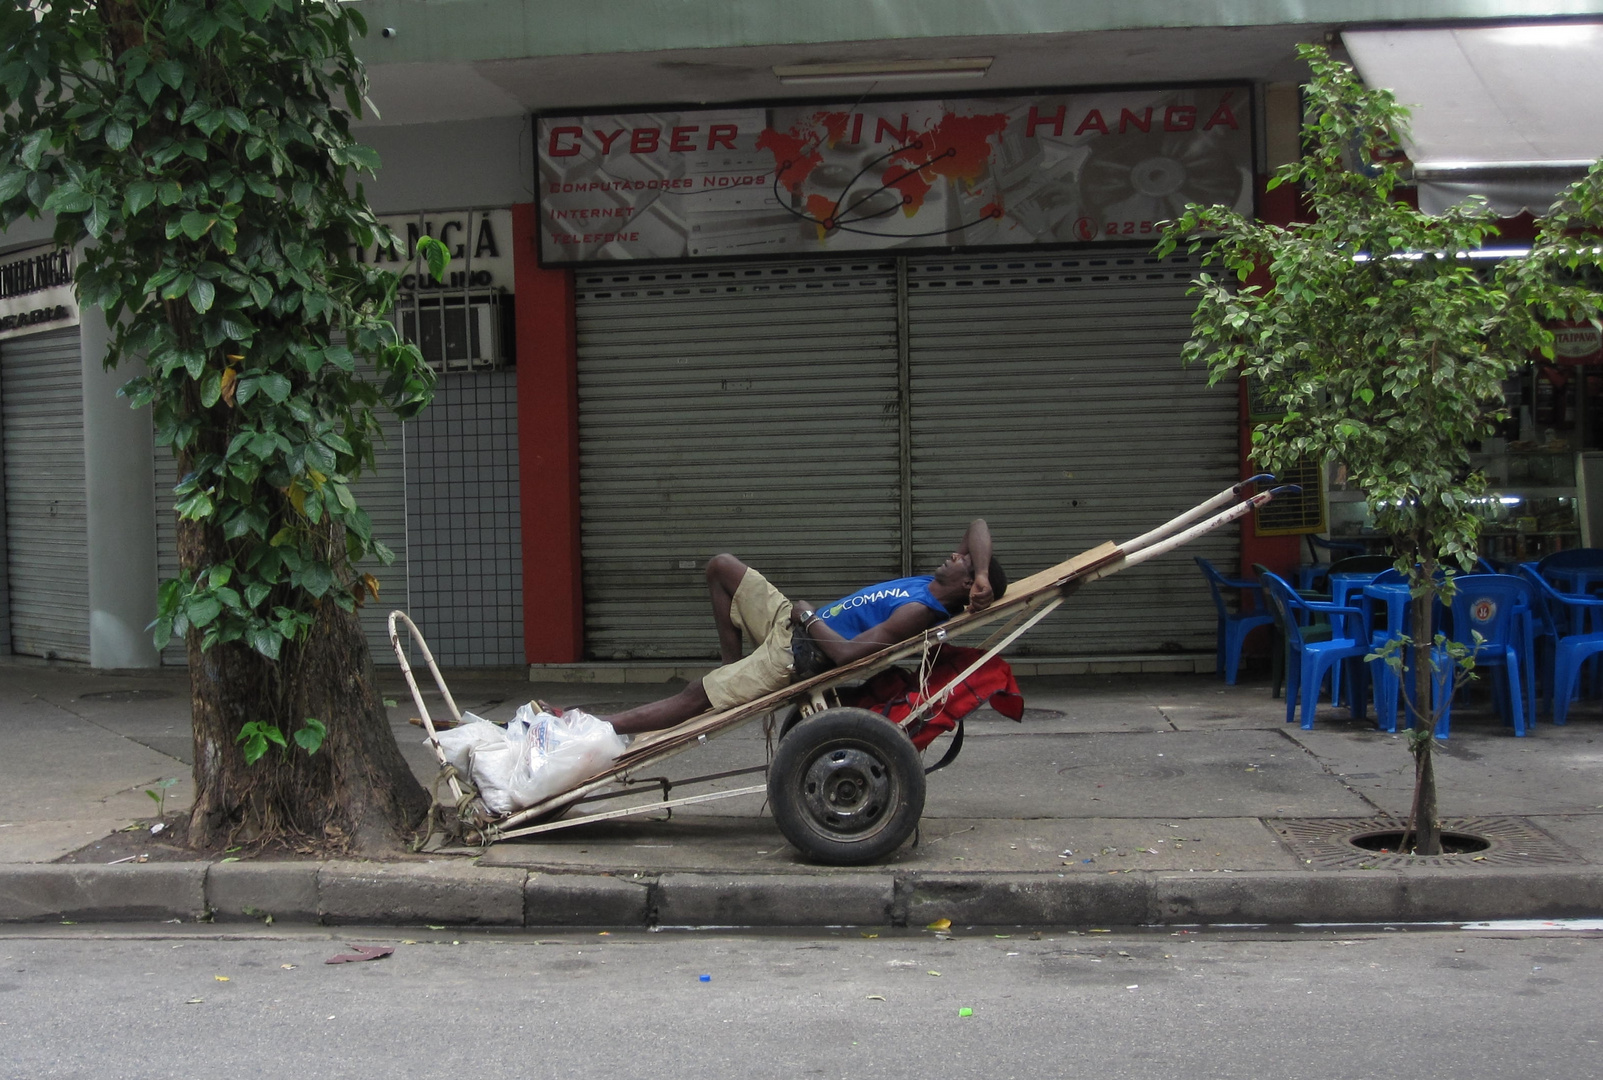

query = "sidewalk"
[{"left": 2, "top": 659, "right": 1600, "bottom": 927}]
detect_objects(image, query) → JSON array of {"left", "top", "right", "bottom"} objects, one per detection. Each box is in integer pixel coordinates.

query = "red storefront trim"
[{"left": 513, "top": 202, "right": 584, "bottom": 662}]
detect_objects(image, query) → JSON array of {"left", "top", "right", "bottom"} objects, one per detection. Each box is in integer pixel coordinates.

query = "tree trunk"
[
  {"left": 181, "top": 517, "right": 428, "bottom": 852},
  {"left": 1406, "top": 564, "right": 1442, "bottom": 856}
]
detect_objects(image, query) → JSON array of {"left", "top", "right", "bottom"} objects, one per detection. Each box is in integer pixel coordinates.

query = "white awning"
[{"left": 1344, "top": 23, "right": 1603, "bottom": 215}]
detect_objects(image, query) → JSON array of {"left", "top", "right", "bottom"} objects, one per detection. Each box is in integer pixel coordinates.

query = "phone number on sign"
[{"left": 1071, "top": 218, "right": 1165, "bottom": 241}]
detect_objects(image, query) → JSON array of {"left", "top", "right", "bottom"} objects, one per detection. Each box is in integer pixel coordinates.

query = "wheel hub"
[{"left": 802, "top": 746, "right": 892, "bottom": 834}]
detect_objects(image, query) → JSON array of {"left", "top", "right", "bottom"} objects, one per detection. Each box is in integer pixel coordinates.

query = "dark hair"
[{"left": 988, "top": 556, "right": 1008, "bottom": 601}]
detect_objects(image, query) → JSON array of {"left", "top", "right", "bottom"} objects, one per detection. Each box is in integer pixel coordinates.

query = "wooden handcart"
[{"left": 393, "top": 477, "right": 1289, "bottom": 865}]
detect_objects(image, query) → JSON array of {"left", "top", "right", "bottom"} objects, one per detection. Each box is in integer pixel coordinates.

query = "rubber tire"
[{"left": 768, "top": 707, "right": 925, "bottom": 866}]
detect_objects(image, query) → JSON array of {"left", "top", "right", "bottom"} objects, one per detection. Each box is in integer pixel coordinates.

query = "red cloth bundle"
[{"left": 845, "top": 645, "right": 1024, "bottom": 751}]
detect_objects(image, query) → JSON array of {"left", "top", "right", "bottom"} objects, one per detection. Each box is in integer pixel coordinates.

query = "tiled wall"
[{"left": 403, "top": 369, "right": 524, "bottom": 666}]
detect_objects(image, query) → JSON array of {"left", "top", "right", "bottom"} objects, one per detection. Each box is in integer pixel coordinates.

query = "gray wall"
[
  {"left": 0, "top": 214, "right": 59, "bottom": 255},
  {"left": 359, "top": 115, "right": 533, "bottom": 212}
]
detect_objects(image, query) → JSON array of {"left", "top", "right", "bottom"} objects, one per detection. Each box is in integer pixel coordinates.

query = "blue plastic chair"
[
  {"left": 1535, "top": 548, "right": 1603, "bottom": 600},
  {"left": 1298, "top": 536, "right": 1374, "bottom": 591},
  {"left": 1195, "top": 557, "right": 1274, "bottom": 685},
  {"left": 1518, "top": 566, "right": 1603, "bottom": 725},
  {"left": 1442, "top": 574, "right": 1534, "bottom": 737},
  {"left": 1260, "top": 572, "right": 1369, "bottom": 730}
]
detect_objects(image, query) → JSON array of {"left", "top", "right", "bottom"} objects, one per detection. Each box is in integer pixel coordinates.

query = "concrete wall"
[
  {"left": 352, "top": 0, "right": 1603, "bottom": 63},
  {"left": 359, "top": 116, "right": 533, "bottom": 213},
  {"left": 0, "top": 215, "right": 58, "bottom": 255}
]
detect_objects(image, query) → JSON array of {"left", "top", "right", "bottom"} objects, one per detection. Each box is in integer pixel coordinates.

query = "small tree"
[
  {"left": 1157, "top": 46, "right": 1551, "bottom": 854},
  {"left": 0, "top": 0, "right": 447, "bottom": 850}
]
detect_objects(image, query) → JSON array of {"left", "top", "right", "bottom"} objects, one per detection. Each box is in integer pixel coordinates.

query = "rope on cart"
[{"left": 412, "top": 763, "right": 482, "bottom": 852}]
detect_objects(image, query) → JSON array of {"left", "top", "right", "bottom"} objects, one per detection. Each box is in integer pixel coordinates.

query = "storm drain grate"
[{"left": 1266, "top": 816, "right": 1582, "bottom": 870}]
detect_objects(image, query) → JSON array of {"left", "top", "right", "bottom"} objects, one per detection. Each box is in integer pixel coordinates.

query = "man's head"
[{"left": 932, "top": 552, "right": 1008, "bottom": 612}]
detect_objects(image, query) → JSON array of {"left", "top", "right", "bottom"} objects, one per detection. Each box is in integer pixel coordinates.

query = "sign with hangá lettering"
[
  {"left": 534, "top": 85, "right": 1253, "bottom": 264},
  {"left": 351, "top": 208, "right": 513, "bottom": 292},
  {"left": 0, "top": 244, "right": 78, "bottom": 341}
]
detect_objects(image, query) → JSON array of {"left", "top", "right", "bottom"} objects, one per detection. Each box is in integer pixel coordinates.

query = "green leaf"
[
  {"left": 188, "top": 277, "right": 216, "bottom": 314},
  {"left": 84, "top": 200, "right": 112, "bottom": 239},
  {"left": 298, "top": 562, "right": 334, "bottom": 597},
  {"left": 180, "top": 211, "right": 215, "bottom": 240},
  {"left": 105, "top": 119, "right": 134, "bottom": 151},
  {"left": 236, "top": 720, "right": 287, "bottom": 765},
  {"left": 160, "top": 272, "right": 194, "bottom": 301},
  {"left": 257, "top": 372, "right": 292, "bottom": 403},
  {"left": 345, "top": 144, "right": 381, "bottom": 172},
  {"left": 187, "top": 595, "right": 223, "bottom": 628},
  {"left": 417, "top": 234, "right": 450, "bottom": 283},
  {"left": 174, "top": 489, "right": 214, "bottom": 520},
  {"left": 124, "top": 181, "right": 157, "bottom": 217},
  {"left": 155, "top": 59, "right": 186, "bottom": 90},
  {"left": 294, "top": 717, "right": 327, "bottom": 755},
  {"left": 246, "top": 623, "right": 283, "bottom": 660},
  {"left": 45, "top": 185, "right": 94, "bottom": 214}
]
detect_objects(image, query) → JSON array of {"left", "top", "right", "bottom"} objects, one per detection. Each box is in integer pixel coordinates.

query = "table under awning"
[{"left": 1344, "top": 23, "right": 1603, "bottom": 216}]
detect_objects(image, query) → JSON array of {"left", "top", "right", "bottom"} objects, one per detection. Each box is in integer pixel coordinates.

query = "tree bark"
[
  {"left": 1406, "top": 560, "right": 1442, "bottom": 856},
  {"left": 181, "top": 516, "right": 428, "bottom": 852}
]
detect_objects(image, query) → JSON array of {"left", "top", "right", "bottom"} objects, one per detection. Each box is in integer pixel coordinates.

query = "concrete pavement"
[{"left": 2, "top": 658, "right": 1601, "bottom": 927}]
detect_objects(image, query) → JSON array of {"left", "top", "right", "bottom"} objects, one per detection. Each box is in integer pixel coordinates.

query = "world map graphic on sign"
[
  {"left": 756, "top": 110, "right": 1009, "bottom": 237},
  {"left": 536, "top": 87, "right": 1252, "bottom": 264}
]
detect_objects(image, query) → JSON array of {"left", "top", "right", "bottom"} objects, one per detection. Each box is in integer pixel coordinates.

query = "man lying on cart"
[{"left": 598, "top": 519, "right": 1006, "bottom": 735}]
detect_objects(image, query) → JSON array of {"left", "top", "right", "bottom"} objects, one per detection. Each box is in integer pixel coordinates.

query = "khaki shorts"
[{"left": 701, "top": 567, "right": 796, "bottom": 710}]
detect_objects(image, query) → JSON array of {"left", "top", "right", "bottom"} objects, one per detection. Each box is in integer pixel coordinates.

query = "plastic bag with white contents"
[
  {"left": 428, "top": 712, "right": 503, "bottom": 773},
  {"left": 425, "top": 712, "right": 524, "bottom": 817},
  {"left": 500, "top": 703, "right": 629, "bottom": 813}
]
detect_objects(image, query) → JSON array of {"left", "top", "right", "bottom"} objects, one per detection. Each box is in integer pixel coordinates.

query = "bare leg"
[
  {"left": 598, "top": 679, "right": 712, "bottom": 736},
  {"left": 706, "top": 553, "right": 749, "bottom": 664}
]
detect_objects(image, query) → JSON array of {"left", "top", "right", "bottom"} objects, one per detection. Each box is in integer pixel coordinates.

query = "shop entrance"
[{"left": 573, "top": 248, "right": 1237, "bottom": 660}]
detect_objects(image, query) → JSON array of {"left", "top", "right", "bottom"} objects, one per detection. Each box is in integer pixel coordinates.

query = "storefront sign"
[
  {"left": 353, "top": 208, "right": 513, "bottom": 291},
  {"left": 1551, "top": 321, "right": 1603, "bottom": 364},
  {"left": 535, "top": 85, "right": 1252, "bottom": 264},
  {"left": 0, "top": 245, "right": 78, "bottom": 341}
]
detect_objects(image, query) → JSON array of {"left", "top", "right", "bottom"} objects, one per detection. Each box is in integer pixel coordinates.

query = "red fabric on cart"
[{"left": 844, "top": 645, "right": 1024, "bottom": 751}]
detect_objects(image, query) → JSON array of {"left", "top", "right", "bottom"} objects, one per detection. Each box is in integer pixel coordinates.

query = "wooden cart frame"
[{"left": 394, "top": 478, "right": 1288, "bottom": 864}]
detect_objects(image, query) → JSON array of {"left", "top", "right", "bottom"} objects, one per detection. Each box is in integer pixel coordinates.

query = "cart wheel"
[{"left": 768, "top": 707, "right": 924, "bottom": 866}]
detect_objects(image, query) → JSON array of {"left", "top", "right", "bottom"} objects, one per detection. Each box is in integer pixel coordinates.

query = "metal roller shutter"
[
  {"left": 906, "top": 249, "right": 1237, "bottom": 656},
  {"left": 576, "top": 260, "right": 902, "bottom": 659},
  {"left": 153, "top": 360, "right": 407, "bottom": 665},
  {"left": 1, "top": 327, "right": 89, "bottom": 661}
]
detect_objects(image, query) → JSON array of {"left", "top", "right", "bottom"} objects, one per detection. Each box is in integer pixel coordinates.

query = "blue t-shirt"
[{"left": 815, "top": 575, "right": 950, "bottom": 640}]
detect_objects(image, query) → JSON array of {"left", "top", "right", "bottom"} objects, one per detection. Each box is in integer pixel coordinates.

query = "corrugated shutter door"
[
  {"left": 152, "top": 358, "right": 407, "bottom": 665},
  {"left": 906, "top": 250, "right": 1237, "bottom": 655},
  {"left": 1, "top": 327, "right": 89, "bottom": 661},
  {"left": 576, "top": 261, "right": 901, "bottom": 659}
]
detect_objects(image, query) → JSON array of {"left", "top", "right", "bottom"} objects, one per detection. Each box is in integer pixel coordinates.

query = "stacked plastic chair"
[
  {"left": 1440, "top": 574, "right": 1534, "bottom": 737},
  {"left": 1259, "top": 571, "right": 1369, "bottom": 730},
  {"left": 1363, "top": 568, "right": 1450, "bottom": 736},
  {"left": 1518, "top": 565, "right": 1603, "bottom": 725}
]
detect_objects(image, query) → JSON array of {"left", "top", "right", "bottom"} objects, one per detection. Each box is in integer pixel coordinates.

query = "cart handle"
[
  {"left": 1120, "top": 474, "right": 1274, "bottom": 556},
  {"left": 389, "top": 610, "right": 466, "bottom": 805}
]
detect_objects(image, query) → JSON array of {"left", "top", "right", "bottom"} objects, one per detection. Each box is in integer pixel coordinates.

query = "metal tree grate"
[{"left": 1267, "top": 815, "right": 1581, "bottom": 870}]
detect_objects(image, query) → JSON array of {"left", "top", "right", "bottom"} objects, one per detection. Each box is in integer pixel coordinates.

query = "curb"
[{"left": 4, "top": 862, "right": 1603, "bottom": 928}]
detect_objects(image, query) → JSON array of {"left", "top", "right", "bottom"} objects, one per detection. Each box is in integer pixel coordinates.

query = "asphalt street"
[{"left": 2, "top": 923, "right": 1599, "bottom": 1079}]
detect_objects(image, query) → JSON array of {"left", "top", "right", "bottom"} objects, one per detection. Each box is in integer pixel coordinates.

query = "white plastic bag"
[
  {"left": 501, "top": 703, "right": 629, "bottom": 813},
  {"left": 425, "top": 705, "right": 627, "bottom": 817},
  {"left": 429, "top": 712, "right": 503, "bottom": 773}
]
